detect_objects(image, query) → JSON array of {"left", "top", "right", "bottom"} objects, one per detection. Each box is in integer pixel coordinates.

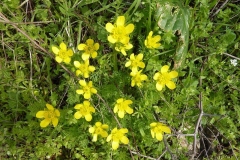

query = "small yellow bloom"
[
  {"left": 115, "top": 42, "right": 133, "bottom": 56},
  {"left": 76, "top": 80, "right": 97, "bottom": 99},
  {"left": 153, "top": 65, "right": 178, "bottom": 91},
  {"left": 114, "top": 98, "right": 133, "bottom": 118},
  {"left": 106, "top": 16, "right": 134, "bottom": 44},
  {"left": 107, "top": 127, "right": 129, "bottom": 150},
  {"left": 125, "top": 53, "right": 145, "bottom": 72},
  {"left": 144, "top": 31, "right": 161, "bottom": 49},
  {"left": 150, "top": 122, "right": 171, "bottom": 141},
  {"left": 74, "top": 60, "right": 95, "bottom": 78},
  {"left": 52, "top": 42, "right": 73, "bottom": 64},
  {"left": 74, "top": 101, "right": 95, "bottom": 121},
  {"left": 89, "top": 122, "right": 109, "bottom": 142},
  {"left": 130, "top": 70, "right": 147, "bottom": 87},
  {"left": 36, "top": 104, "right": 60, "bottom": 128},
  {"left": 78, "top": 39, "right": 99, "bottom": 61}
]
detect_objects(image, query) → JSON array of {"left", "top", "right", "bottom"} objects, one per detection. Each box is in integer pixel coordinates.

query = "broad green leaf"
[{"left": 155, "top": 1, "right": 190, "bottom": 69}]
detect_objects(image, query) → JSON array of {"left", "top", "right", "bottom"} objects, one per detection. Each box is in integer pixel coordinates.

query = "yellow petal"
[
  {"left": 94, "top": 43, "right": 99, "bottom": 50},
  {"left": 91, "top": 88, "right": 97, "bottom": 94},
  {"left": 91, "top": 52, "right": 97, "bottom": 58},
  {"left": 151, "top": 130, "right": 155, "bottom": 138},
  {"left": 89, "top": 127, "right": 95, "bottom": 133},
  {"left": 78, "top": 44, "right": 86, "bottom": 50},
  {"left": 150, "top": 122, "right": 157, "bottom": 127},
  {"left": 117, "top": 98, "right": 124, "bottom": 103},
  {"left": 67, "top": 49, "right": 73, "bottom": 56},
  {"left": 86, "top": 39, "right": 94, "bottom": 45},
  {"left": 74, "top": 111, "right": 82, "bottom": 119},
  {"left": 153, "top": 73, "right": 160, "bottom": 80},
  {"left": 52, "top": 46, "right": 59, "bottom": 55},
  {"left": 40, "top": 119, "right": 50, "bottom": 128},
  {"left": 82, "top": 53, "right": 90, "bottom": 61},
  {"left": 125, "top": 61, "right": 131, "bottom": 67},
  {"left": 108, "top": 35, "right": 117, "bottom": 43},
  {"left": 76, "top": 89, "right": 84, "bottom": 94},
  {"left": 101, "top": 131, "right": 108, "bottom": 137},
  {"left": 169, "top": 71, "right": 178, "bottom": 78},
  {"left": 74, "top": 61, "right": 81, "bottom": 68},
  {"left": 55, "top": 56, "right": 63, "bottom": 63},
  {"left": 148, "top": 31, "right": 153, "bottom": 37},
  {"left": 112, "top": 141, "right": 119, "bottom": 150},
  {"left": 60, "top": 42, "right": 67, "bottom": 50},
  {"left": 55, "top": 109, "right": 60, "bottom": 117},
  {"left": 46, "top": 104, "right": 54, "bottom": 111},
  {"left": 84, "top": 93, "right": 91, "bottom": 99},
  {"left": 166, "top": 81, "right": 176, "bottom": 90},
  {"left": 79, "top": 80, "right": 86, "bottom": 86},
  {"left": 125, "top": 24, "right": 134, "bottom": 34},
  {"left": 85, "top": 114, "right": 92, "bottom": 121},
  {"left": 63, "top": 57, "right": 71, "bottom": 64},
  {"left": 120, "top": 136, "right": 129, "bottom": 144},
  {"left": 153, "top": 35, "right": 161, "bottom": 42},
  {"left": 52, "top": 117, "right": 59, "bottom": 127},
  {"left": 106, "top": 23, "right": 114, "bottom": 33},
  {"left": 36, "top": 111, "right": 45, "bottom": 118},
  {"left": 156, "top": 83, "right": 164, "bottom": 91},
  {"left": 137, "top": 53, "right": 143, "bottom": 60},
  {"left": 102, "top": 124, "right": 109, "bottom": 129},
  {"left": 118, "top": 111, "right": 125, "bottom": 118},
  {"left": 161, "top": 65, "right": 169, "bottom": 73},
  {"left": 161, "top": 126, "right": 171, "bottom": 134},
  {"left": 116, "top": 16, "right": 125, "bottom": 26},
  {"left": 95, "top": 122, "right": 102, "bottom": 126},
  {"left": 92, "top": 134, "right": 98, "bottom": 142},
  {"left": 113, "top": 106, "right": 118, "bottom": 113},
  {"left": 106, "top": 135, "right": 112, "bottom": 142},
  {"left": 89, "top": 66, "right": 95, "bottom": 72},
  {"left": 74, "top": 104, "right": 82, "bottom": 109},
  {"left": 126, "top": 107, "right": 133, "bottom": 114},
  {"left": 120, "top": 128, "right": 128, "bottom": 133},
  {"left": 156, "top": 133, "right": 163, "bottom": 141},
  {"left": 139, "top": 62, "right": 145, "bottom": 69}
]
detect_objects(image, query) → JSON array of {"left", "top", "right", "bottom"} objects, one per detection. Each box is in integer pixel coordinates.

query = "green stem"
[{"left": 113, "top": 50, "right": 118, "bottom": 71}]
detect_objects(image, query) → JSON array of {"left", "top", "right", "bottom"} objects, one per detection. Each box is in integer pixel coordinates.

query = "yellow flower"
[
  {"left": 144, "top": 31, "right": 161, "bottom": 49},
  {"left": 125, "top": 53, "right": 145, "bottom": 72},
  {"left": 78, "top": 39, "right": 99, "bottom": 61},
  {"left": 107, "top": 127, "right": 129, "bottom": 150},
  {"left": 52, "top": 42, "right": 73, "bottom": 64},
  {"left": 36, "top": 104, "right": 60, "bottom": 128},
  {"left": 89, "top": 122, "right": 109, "bottom": 142},
  {"left": 114, "top": 98, "right": 133, "bottom": 118},
  {"left": 74, "top": 60, "right": 95, "bottom": 78},
  {"left": 150, "top": 122, "right": 171, "bottom": 141},
  {"left": 153, "top": 65, "right": 178, "bottom": 91},
  {"left": 106, "top": 16, "right": 134, "bottom": 44},
  {"left": 130, "top": 70, "right": 147, "bottom": 87},
  {"left": 76, "top": 80, "right": 97, "bottom": 99},
  {"left": 115, "top": 42, "right": 133, "bottom": 56},
  {"left": 74, "top": 100, "right": 95, "bottom": 121}
]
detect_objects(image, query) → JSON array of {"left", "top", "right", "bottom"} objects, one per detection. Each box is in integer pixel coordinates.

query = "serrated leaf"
[{"left": 155, "top": 1, "right": 190, "bottom": 69}]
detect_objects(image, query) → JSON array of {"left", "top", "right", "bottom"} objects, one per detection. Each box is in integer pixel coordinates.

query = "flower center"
[
  {"left": 112, "top": 26, "right": 126, "bottom": 40},
  {"left": 95, "top": 127, "right": 102, "bottom": 134},
  {"left": 85, "top": 45, "right": 94, "bottom": 53},
  {"left": 158, "top": 73, "right": 170, "bottom": 84},
  {"left": 44, "top": 111, "right": 54, "bottom": 119},
  {"left": 58, "top": 50, "right": 68, "bottom": 59}
]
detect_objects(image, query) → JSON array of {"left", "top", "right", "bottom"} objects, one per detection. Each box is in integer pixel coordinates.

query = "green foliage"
[{"left": 0, "top": 0, "right": 239, "bottom": 159}]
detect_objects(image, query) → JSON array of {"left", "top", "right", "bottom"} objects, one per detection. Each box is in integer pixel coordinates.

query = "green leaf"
[{"left": 155, "top": 1, "right": 190, "bottom": 69}]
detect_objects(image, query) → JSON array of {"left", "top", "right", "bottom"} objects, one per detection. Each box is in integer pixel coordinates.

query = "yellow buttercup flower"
[
  {"left": 74, "top": 101, "right": 95, "bottom": 121},
  {"left": 150, "top": 122, "right": 171, "bottom": 141},
  {"left": 115, "top": 42, "right": 133, "bottom": 56},
  {"left": 144, "top": 31, "right": 161, "bottom": 49},
  {"left": 76, "top": 80, "right": 97, "bottom": 99},
  {"left": 74, "top": 60, "right": 95, "bottom": 78},
  {"left": 78, "top": 39, "right": 99, "bottom": 61},
  {"left": 130, "top": 70, "right": 147, "bottom": 87},
  {"left": 107, "top": 127, "right": 129, "bottom": 150},
  {"left": 52, "top": 42, "right": 73, "bottom": 64},
  {"left": 106, "top": 16, "right": 134, "bottom": 44},
  {"left": 153, "top": 65, "right": 178, "bottom": 91},
  {"left": 36, "top": 104, "right": 60, "bottom": 128},
  {"left": 89, "top": 122, "right": 109, "bottom": 142},
  {"left": 114, "top": 98, "right": 133, "bottom": 118},
  {"left": 125, "top": 53, "right": 145, "bottom": 72}
]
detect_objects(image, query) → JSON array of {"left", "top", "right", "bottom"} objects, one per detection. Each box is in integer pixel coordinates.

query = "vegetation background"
[{"left": 0, "top": 0, "right": 239, "bottom": 159}]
